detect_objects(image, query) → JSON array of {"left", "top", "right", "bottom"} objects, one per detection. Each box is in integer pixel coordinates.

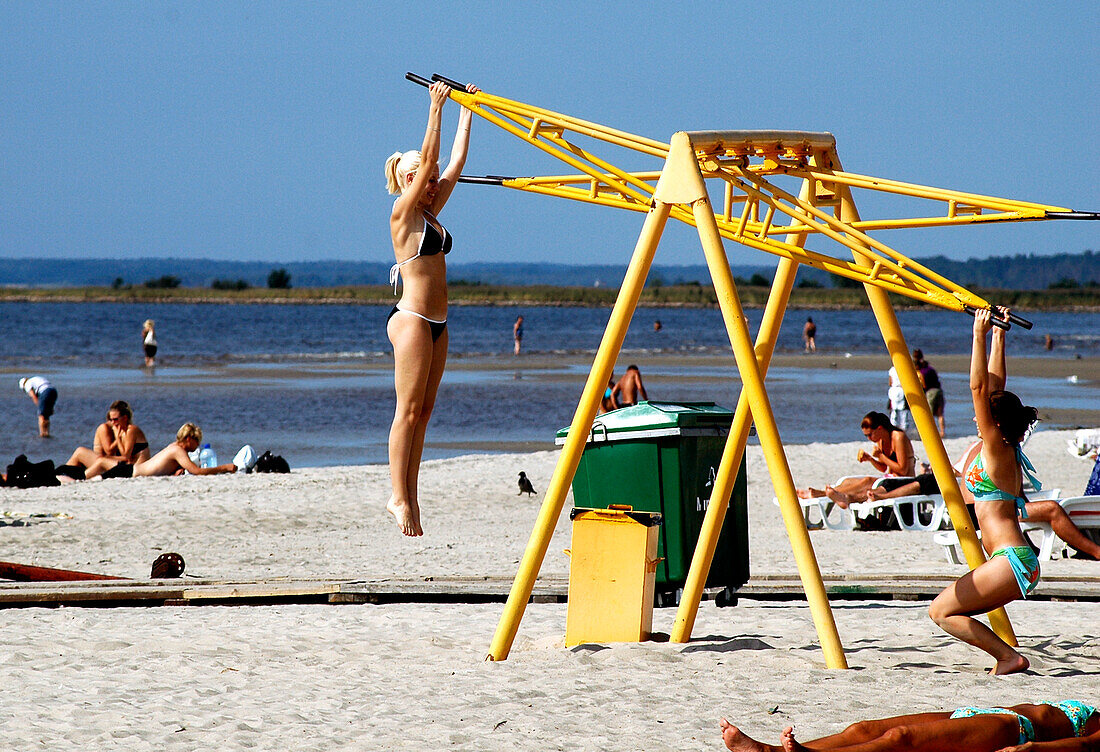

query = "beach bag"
[
  {"left": 254, "top": 451, "right": 290, "bottom": 474},
  {"left": 5, "top": 455, "right": 61, "bottom": 488}
]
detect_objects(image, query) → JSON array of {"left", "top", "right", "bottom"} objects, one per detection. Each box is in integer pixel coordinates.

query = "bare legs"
[
  {"left": 386, "top": 313, "right": 448, "bottom": 537},
  {"left": 722, "top": 712, "right": 1021, "bottom": 752},
  {"left": 38, "top": 415, "right": 50, "bottom": 437},
  {"left": 796, "top": 477, "right": 875, "bottom": 508},
  {"left": 928, "top": 556, "right": 1029, "bottom": 674},
  {"left": 1025, "top": 500, "right": 1100, "bottom": 560}
]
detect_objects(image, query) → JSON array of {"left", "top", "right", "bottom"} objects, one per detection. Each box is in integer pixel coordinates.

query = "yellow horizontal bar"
[{"left": 780, "top": 165, "right": 1070, "bottom": 214}]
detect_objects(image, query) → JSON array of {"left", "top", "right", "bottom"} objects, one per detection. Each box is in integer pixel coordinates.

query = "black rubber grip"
[
  {"left": 431, "top": 73, "right": 467, "bottom": 90},
  {"left": 1045, "top": 211, "right": 1100, "bottom": 220},
  {"left": 405, "top": 72, "right": 432, "bottom": 87}
]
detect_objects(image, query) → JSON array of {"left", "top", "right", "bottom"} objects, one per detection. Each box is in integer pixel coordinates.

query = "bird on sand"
[{"left": 517, "top": 472, "right": 537, "bottom": 496}]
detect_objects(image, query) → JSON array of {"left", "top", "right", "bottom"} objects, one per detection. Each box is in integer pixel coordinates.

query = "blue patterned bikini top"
[{"left": 964, "top": 445, "right": 1041, "bottom": 519}]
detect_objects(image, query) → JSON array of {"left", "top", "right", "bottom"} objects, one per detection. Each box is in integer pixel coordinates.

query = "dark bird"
[{"left": 517, "top": 471, "right": 537, "bottom": 496}]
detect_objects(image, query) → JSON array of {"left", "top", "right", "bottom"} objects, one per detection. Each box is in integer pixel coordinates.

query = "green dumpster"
[{"left": 555, "top": 401, "right": 748, "bottom": 599}]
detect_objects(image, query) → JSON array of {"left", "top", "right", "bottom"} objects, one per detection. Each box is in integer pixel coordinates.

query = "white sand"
[{"left": 1, "top": 429, "right": 1097, "bottom": 750}]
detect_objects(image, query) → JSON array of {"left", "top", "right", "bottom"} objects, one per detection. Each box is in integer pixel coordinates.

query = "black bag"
[
  {"left": 254, "top": 451, "right": 290, "bottom": 474},
  {"left": 5, "top": 455, "right": 61, "bottom": 488}
]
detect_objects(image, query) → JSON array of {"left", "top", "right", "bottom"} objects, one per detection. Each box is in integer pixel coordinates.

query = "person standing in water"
[
  {"left": 18, "top": 376, "right": 57, "bottom": 437},
  {"left": 513, "top": 315, "right": 524, "bottom": 355},
  {"left": 802, "top": 316, "right": 817, "bottom": 353},
  {"left": 141, "top": 320, "right": 157, "bottom": 368},
  {"left": 383, "top": 79, "right": 479, "bottom": 537}
]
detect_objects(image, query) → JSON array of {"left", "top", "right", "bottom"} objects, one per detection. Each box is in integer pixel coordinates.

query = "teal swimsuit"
[
  {"left": 964, "top": 446, "right": 1041, "bottom": 518},
  {"left": 949, "top": 707, "right": 1035, "bottom": 745},
  {"left": 965, "top": 446, "right": 1043, "bottom": 596},
  {"left": 949, "top": 701, "right": 1097, "bottom": 744}
]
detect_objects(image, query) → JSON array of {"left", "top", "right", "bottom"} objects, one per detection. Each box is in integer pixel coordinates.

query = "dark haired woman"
[
  {"left": 796, "top": 411, "right": 914, "bottom": 507},
  {"left": 928, "top": 307, "right": 1041, "bottom": 675},
  {"left": 382, "top": 80, "right": 479, "bottom": 537}
]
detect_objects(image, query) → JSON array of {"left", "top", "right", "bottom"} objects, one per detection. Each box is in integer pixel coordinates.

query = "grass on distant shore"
[{"left": 2, "top": 283, "right": 1098, "bottom": 310}]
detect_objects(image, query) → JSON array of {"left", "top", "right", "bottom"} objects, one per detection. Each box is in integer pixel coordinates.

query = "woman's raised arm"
[{"left": 432, "top": 83, "right": 479, "bottom": 213}]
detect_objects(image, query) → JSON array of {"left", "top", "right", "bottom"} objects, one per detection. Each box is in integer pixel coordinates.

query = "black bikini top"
[
  {"left": 419, "top": 214, "right": 451, "bottom": 257},
  {"left": 389, "top": 212, "right": 452, "bottom": 293}
]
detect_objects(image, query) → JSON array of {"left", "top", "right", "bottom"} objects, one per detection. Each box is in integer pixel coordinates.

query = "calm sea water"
[{"left": 1, "top": 302, "right": 1096, "bottom": 467}]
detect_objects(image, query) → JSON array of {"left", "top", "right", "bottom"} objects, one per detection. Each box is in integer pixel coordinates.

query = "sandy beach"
[{"left": 2, "top": 429, "right": 1098, "bottom": 750}]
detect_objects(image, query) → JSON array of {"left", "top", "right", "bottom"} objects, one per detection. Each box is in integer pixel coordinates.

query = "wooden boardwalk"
[{"left": 1, "top": 573, "right": 1098, "bottom": 609}]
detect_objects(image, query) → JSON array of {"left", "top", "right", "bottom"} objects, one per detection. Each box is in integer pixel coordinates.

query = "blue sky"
[{"left": 1, "top": 2, "right": 1096, "bottom": 268}]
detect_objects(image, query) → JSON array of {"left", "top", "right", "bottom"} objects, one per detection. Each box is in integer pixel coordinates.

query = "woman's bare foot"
[
  {"left": 796, "top": 487, "right": 825, "bottom": 500},
  {"left": 866, "top": 487, "right": 886, "bottom": 502},
  {"left": 824, "top": 485, "right": 855, "bottom": 509},
  {"left": 387, "top": 495, "right": 423, "bottom": 537},
  {"left": 781, "top": 726, "right": 809, "bottom": 752},
  {"left": 991, "top": 653, "right": 1029, "bottom": 675},
  {"left": 720, "top": 718, "right": 778, "bottom": 752}
]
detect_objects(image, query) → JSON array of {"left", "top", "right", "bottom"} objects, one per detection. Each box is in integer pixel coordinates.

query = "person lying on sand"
[
  {"left": 720, "top": 698, "right": 1099, "bottom": 752},
  {"left": 796, "top": 411, "right": 914, "bottom": 507},
  {"left": 78, "top": 422, "right": 237, "bottom": 480}
]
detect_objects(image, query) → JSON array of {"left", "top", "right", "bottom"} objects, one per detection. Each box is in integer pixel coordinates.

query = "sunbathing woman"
[
  {"left": 928, "top": 306, "right": 1041, "bottom": 674},
  {"left": 57, "top": 401, "right": 151, "bottom": 479},
  {"left": 720, "top": 699, "right": 1099, "bottom": 752},
  {"left": 82, "top": 422, "right": 237, "bottom": 479},
  {"left": 383, "top": 79, "right": 478, "bottom": 536},
  {"left": 796, "top": 411, "right": 914, "bottom": 507}
]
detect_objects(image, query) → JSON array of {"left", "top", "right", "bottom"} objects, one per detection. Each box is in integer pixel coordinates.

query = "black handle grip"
[
  {"left": 963, "top": 306, "right": 1018, "bottom": 331},
  {"left": 405, "top": 72, "right": 432, "bottom": 87},
  {"left": 431, "top": 73, "right": 467, "bottom": 90},
  {"left": 1045, "top": 210, "right": 1100, "bottom": 220},
  {"left": 457, "top": 175, "right": 510, "bottom": 185}
]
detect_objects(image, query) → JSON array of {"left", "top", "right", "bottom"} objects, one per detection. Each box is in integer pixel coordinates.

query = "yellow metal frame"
[{"left": 416, "top": 77, "right": 1072, "bottom": 665}]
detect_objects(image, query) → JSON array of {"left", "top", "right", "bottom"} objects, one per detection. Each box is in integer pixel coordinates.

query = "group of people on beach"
[
  {"left": 52, "top": 401, "right": 237, "bottom": 481},
  {"left": 16, "top": 321, "right": 158, "bottom": 439},
  {"left": 385, "top": 81, "right": 1097, "bottom": 751},
  {"left": 797, "top": 307, "right": 1097, "bottom": 671}
]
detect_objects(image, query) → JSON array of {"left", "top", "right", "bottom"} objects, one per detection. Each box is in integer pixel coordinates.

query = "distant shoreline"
[{"left": 2, "top": 284, "right": 1098, "bottom": 311}]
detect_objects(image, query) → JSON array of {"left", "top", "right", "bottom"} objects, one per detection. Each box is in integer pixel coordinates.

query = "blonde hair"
[
  {"left": 176, "top": 422, "right": 202, "bottom": 443},
  {"left": 385, "top": 150, "right": 423, "bottom": 195},
  {"left": 142, "top": 319, "right": 155, "bottom": 334}
]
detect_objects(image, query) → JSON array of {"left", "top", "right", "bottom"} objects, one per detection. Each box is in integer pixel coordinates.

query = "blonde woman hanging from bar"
[{"left": 383, "top": 79, "right": 478, "bottom": 536}]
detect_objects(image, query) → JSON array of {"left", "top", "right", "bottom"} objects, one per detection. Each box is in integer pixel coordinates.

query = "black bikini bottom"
[{"left": 388, "top": 306, "right": 447, "bottom": 342}]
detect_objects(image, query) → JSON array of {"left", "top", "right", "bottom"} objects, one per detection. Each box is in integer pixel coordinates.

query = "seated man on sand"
[
  {"left": 81, "top": 422, "right": 237, "bottom": 480},
  {"left": 720, "top": 698, "right": 1100, "bottom": 752},
  {"left": 57, "top": 401, "right": 151, "bottom": 478},
  {"left": 796, "top": 411, "right": 914, "bottom": 508}
]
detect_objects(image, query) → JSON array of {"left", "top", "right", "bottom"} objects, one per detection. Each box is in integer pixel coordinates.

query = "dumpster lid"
[{"left": 555, "top": 401, "right": 734, "bottom": 444}]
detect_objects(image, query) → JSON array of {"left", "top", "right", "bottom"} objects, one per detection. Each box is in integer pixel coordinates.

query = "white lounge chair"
[
  {"left": 791, "top": 476, "right": 917, "bottom": 531},
  {"left": 1059, "top": 496, "right": 1100, "bottom": 545},
  {"left": 850, "top": 492, "right": 948, "bottom": 533}
]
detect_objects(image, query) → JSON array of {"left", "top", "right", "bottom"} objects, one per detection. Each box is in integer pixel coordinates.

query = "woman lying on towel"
[
  {"left": 720, "top": 699, "right": 1099, "bottom": 752},
  {"left": 795, "top": 410, "right": 914, "bottom": 508}
]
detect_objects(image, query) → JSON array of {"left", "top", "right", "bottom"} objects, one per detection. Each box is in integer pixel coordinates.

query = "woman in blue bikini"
[
  {"left": 720, "top": 699, "right": 1099, "bottom": 751},
  {"left": 928, "top": 306, "right": 1041, "bottom": 674},
  {"left": 383, "top": 79, "right": 479, "bottom": 536}
]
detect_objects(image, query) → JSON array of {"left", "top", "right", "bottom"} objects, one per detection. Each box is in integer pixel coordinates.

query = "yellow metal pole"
[
  {"left": 486, "top": 200, "right": 672, "bottom": 661},
  {"left": 831, "top": 159, "right": 1017, "bottom": 646},
  {"left": 671, "top": 167, "right": 818, "bottom": 644},
  {"left": 691, "top": 197, "right": 848, "bottom": 669}
]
